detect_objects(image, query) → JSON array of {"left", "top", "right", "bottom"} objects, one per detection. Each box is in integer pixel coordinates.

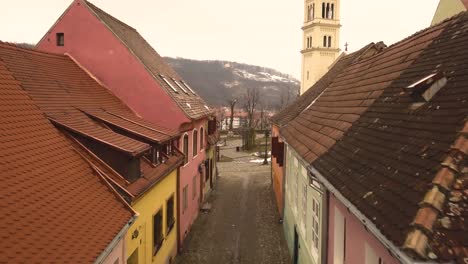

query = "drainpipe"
[
  {"left": 308, "top": 166, "right": 451, "bottom": 264},
  {"left": 94, "top": 214, "right": 138, "bottom": 264}
]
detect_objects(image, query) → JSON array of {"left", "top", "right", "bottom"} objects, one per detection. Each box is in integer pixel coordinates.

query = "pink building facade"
[
  {"left": 328, "top": 195, "right": 399, "bottom": 264},
  {"left": 37, "top": 0, "right": 215, "bottom": 250}
]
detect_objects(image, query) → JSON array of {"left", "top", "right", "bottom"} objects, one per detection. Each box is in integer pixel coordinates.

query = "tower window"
[
  {"left": 322, "top": 3, "right": 326, "bottom": 18},
  {"left": 312, "top": 3, "right": 315, "bottom": 19},
  {"left": 56, "top": 33, "right": 64, "bottom": 46},
  {"left": 323, "top": 36, "right": 327, "bottom": 47},
  {"left": 307, "top": 71, "right": 310, "bottom": 80},
  {"left": 328, "top": 36, "right": 332, "bottom": 47},
  {"left": 326, "top": 3, "right": 330, "bottom": 19},
  {"left": 331, "top": 4, "right": 335, "bottom": 19}
]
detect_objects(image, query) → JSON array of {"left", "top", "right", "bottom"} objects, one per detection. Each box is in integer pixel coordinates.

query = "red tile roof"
[
  {"left": 308, "top": 13, "right": 468, "bottom": 262},
  {"left": 271, "top": 42, "right": 386, "bottom": 127},
  {"left": 83, "top": 0, "right": 213, "bottom": 120},
  {"left": 0, "top": 43, "right": 182, "bottom": 199},
  {"left": 0, "top": 50, "right": 134, "bottom": 262},
  {"left": 0, "top": 42, "right": 178, "bottom": 150},
  {"left": 463, "top": 0, "right": 468, "bottom": 9}
]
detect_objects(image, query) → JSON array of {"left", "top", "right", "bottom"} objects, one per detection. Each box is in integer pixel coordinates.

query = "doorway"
[{"left": 293, "top": 226, "right": 299, "bottom": 264}]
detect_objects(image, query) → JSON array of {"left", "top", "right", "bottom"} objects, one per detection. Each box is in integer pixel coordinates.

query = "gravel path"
[{"left": 176, "top": 139, "right": 290, "bottom": 264}]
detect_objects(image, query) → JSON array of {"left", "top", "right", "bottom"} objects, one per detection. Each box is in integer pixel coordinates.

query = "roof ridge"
[
  {"left": 386, "top": 11, "right": 466, "bottom": 51},
  {"left": 84, "top": 0, "right": 137, "bottom": 31},
  {"left": 0, "top": 41, "right": 70, "bottom": 59},
  {"left": 403, "top": 118, "right": 468, "bottom": 259}
]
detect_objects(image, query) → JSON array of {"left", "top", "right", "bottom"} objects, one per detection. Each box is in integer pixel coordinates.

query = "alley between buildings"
[{"left": 176, "top": 139, "right": 290, "bottom": 264}]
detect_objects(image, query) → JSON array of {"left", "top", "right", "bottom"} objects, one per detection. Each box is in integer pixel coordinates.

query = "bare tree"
[
  {"left": 242, "top": 87, "right": 261, "bottom": 150},
  {"left": 279, "top": 87, "right": 298, "bottom": 110},
  {"left": 243, "top": 87, "right": 260, "bottom": 129},
  {"left": 226, "top": 98, "right": 237, "bottom": 131}
]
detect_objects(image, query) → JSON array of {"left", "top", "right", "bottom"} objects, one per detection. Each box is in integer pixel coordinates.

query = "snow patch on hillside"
[{"left": 233, "top": 69, "right": 298, "bottom": 84}]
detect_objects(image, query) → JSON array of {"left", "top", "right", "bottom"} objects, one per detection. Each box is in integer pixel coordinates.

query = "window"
[
  {"left": 307, "top": 71, "right": 310, "bottom": 80},
  {"left": 153, "top": 209, "right": 163, "bottom": 255},
  {"left": 328, "top": 36, "right": 332, "bottom": 48},
  {"left": 181, "top": 80, "right": 196, "bottom": 94},
  {"left": 166, "top": 195, "right": 175, "bottom": 234},
  {"left": 193, "top": 130, "right": 198, "bottom": 157},
  {"left": 311, "top": 198, "right": 320, "bottom": 250},
  {"left": 192, "top": 176, "right": 197, "bottom": 200},
  {"left": 331, "top": 3, "right": 335, "bottom": 19},
  {"left": 322, "top": 3, "right": 325, "bottom": 18},
  {"left": 200, "top": 127, "right": 204, "bottom": 150},
  {"left": 182, "top": 185, "right": 188, "bottom": 212},
  {"left": 56, "top": 33, "right": 64, "bottom": 46},
  {"left": 172, "top": 78, "right": 188, "bottom": 94},
  {"left": 306, "top": 36, "right": 313, "bottom": 49},
  {"left": 302, "top": 183, "right": 307, "bottom": 229},
  {"left": 159, "top": 74, "right": 179, "bottom": 93},
  {"left": 183, "top": 134, "right": 189, "bottom": 164},
  {"left": 312, "top": 3, "right": 315, "bottom": 19},
  {"left": 323, "top": 36, "right": 327, "bottom": 47}
]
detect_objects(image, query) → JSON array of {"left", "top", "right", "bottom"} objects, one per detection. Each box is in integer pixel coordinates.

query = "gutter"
[
  {"left": 308, "top": 166, "right": 452, "bottom": 264},
  {"left": 94, "top": 213, "right": 138, "bottom": 264}
]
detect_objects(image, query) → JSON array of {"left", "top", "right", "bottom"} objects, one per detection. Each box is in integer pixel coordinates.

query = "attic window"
[
  {"left": 186, "top": 103, "right": 192, "bottom": 109},
  {"left": 204, "top": 105, "right": 210, "bottom": 110},
  {"left": 159, "top": 74, "right": 178, "bottom": 93},
  {"left": 172, "top": 78, "right": 188, "bottom": 94},
  {"left": 56, "top": 33, "right": 64, "bottom": 46},
  {"left": 181, "top": 80, "right": 196, "bottom": 94},
  {"left": 406, "top": 72, "right": 447, "bottom": 103}
]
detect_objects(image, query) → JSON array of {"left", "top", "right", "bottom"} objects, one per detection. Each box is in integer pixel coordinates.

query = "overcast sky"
[{"left": 1, "top": 0, "right": 440, "bottom": 79}]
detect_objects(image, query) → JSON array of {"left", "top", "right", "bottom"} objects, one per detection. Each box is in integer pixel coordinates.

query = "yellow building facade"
[
  {"left": 431, "top": 0, "right": 467, "bottom": 25},
  {"left": 301, "top": 0, "right": 341, "bottom": 94},
  {"left": 126, "top": 169, "right": 178, "bottom": 264}
]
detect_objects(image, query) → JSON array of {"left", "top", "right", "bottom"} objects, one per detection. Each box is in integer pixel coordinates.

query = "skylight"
[
  {"left": 406, "top": 72, "right": 447, "bottom": 103},
  {"left": 181, "top": 80, "right": 196, "bottom": 94},
  {"left": 172, "top": 78, "right": 188, "bottom": 94},
  {"left": 159, "top": 74, "right": 178, "bottom": 93}
]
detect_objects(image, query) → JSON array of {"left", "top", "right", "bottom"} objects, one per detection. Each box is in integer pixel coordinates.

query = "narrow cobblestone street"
[{"left": 176, "top": 139, "right": 290, "bottom": 264}]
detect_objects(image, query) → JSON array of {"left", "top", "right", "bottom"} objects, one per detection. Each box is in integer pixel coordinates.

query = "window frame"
[
  {"left": 159, "top": 74, "right": 179, "bottom": 93},
  {"left": 152, "top": 208, "right": 164, "bottom": 256},
  {"left": 181, "top": 80, "right": 196, "bottom": 94},
  {"left": 183, "top": 133, "right": 189, "bottom": 165},
  {"left": 172, "top": 78, "right": 189, "bottom": 94},
  {"left": 166, "top": 194, "right": 175, "bottom": 235},
  {"left": 200, "top": 126, "right": 204, "bottom": 151},
  {"left": 192, "top": 129, "right": 198, "bottom": 158},
  {"left": 56, "top": 32, "right": 64, "bottom": 46}
]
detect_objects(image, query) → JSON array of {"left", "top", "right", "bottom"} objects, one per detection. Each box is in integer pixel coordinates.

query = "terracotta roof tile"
[
  {"left": 309, "top": 12, "right": 468, "bottom": 261},
  {"left": 0, "top": 56, "right": 134, "bottom": 262},
  {"left": 84, "top": 0, "right": 212, "bottom": 120}
]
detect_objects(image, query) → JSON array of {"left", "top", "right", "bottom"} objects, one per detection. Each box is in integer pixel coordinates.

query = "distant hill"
[{"left": 165, "top": 57, "right": 300, "bottom": 109}]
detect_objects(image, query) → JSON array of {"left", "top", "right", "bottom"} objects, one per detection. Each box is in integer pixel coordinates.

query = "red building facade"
[{"left": 37, "top": 0, "right": 215, "bottom": 249}]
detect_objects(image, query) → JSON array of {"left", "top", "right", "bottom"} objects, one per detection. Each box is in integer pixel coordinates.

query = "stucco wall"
[
  {"left": 102, "top": 236, "right": 126, "bottom": 264},
  {"left": 327, "top": 195, "right": 400, "bottom": 264},
  {"left": 271, "top": 125, "right": 284, "bottom": 217},
  {"left": 126, "top": 170, "right": 178, "bottom": 264},
  {"left": 37, "top": 0, "right": 189, "bottom": 131},
  {"left": 283, "top": 146, "right": 323, "bottom": 264},
  {"left": 178, "top": 118, "right": 207, "bottom": 247}
]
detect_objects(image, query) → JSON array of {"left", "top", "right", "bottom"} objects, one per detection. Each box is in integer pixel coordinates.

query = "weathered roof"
[
  {"left": 281, "top": 18, "right": 448, "bottom": 163},
  {"left": 310, "top": 13, "right": 468, "bottom": 262},
  {"left": 0, "top": 42, "right": 177, "bottom": 152},
  {"left": 0, "top": 49, "right": 134, "bottom": 262},
  {"left": 83, "top": 0, "right": 213, "bottom": 120},
  {"left": 271, "top": 42, "right": 385, "bottom": 127}
]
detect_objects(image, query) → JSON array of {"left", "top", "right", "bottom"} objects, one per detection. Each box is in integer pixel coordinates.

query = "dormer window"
[
  {"left": 406, "top": 72, "right": 447, "bottom": 104},
  {"left": 159, "top": 74, "right": 178, "bottom": 93},
  {"left": 172, "top": 78, "right": 188, "bottom": 94},
  {"left": 56, "top": 33, "right": 64, "bottom": 46},
  {"left": 181, "top": 80, "right": 196, "bottom": 94}
]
